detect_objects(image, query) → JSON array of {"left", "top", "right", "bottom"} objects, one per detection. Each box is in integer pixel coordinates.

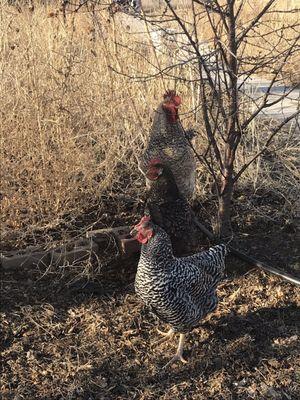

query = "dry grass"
[{"left": 0, "top": 0, "right": 299, "bottom": 250}]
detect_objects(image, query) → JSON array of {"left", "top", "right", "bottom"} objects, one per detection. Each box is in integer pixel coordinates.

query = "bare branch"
[
  {"left": 237, "top": 0, "right": 277, "bottom": 44},
  {"left": 164, "top": 0, "right": 227, "bottom": 121},
  {"left": 240, "top": 33, "right": 300, "bottom": 130},
  {"left": 234, "top": 110, "right": 300, "bottom": 182},
  {"left": 194, "top": 0, "right": 230, "bottom": 17}
]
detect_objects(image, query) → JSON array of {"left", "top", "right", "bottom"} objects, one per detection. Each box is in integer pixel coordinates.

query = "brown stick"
[{"left": 192, "top": 217, "right": 300, "bottom": 286}]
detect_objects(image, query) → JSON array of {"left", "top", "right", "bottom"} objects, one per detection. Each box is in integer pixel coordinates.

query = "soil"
[
  {"left": 1, "top": 191, "right": 300, "bottom": 400},
  {"left": 1, "top": 261, "right": 300, "bottom": 400}
]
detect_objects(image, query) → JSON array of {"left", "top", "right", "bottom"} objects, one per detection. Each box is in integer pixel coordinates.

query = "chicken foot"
[
  {"left": 163, "top": 334, "right": 187, "bottom": 368},
  {"left": 153, "top": 328, "right": 174, "bottom": 346}
]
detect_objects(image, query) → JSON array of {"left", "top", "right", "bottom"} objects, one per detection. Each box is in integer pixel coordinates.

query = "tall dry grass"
[{"left": 0, "top": 0, "right": 299, "bottom": 249}]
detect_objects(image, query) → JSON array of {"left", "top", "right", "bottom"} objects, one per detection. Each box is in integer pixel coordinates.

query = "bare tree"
[
  {"left": 57, "top": 0, "right": 300, "bottom": 241},
  {"left": 41, "top": 0, "right": 300, "bottom": 283},
  {"left": 106, "top": 0, "right": 299, "bottom": 238}
]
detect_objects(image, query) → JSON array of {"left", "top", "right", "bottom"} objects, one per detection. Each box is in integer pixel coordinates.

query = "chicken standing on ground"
[
  {"left": 139, "top": 91, "right": 196, "bottom": 200},
  {"left": 144, "top": 159, "right": 205, "bottom": 256},
  {"left": 131, "top": 216, "right": 227, "bottom": 367}
]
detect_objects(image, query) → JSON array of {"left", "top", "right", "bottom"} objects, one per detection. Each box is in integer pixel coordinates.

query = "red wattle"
[
  {"left": 137, "top": 232, "right": 148, "bottom": 244},
  {"left": 162, "top": 102, "right": 178, "bottom": 123},
  {"left": 146, "top": 169, "right": 158, "bottom": 181}
]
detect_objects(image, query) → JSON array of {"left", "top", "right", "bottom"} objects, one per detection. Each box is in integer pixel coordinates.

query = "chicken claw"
[
  {"left": 162, "top": 334, "right": 187, "bottom": 368},
  {"left": 153, "top": 328, "right": 174, "bottom": 346},
  {"left": 157, "top": 328, "right": 174, "bottom": 337}
]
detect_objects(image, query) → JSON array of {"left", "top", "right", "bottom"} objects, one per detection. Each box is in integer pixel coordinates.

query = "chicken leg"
[{"left": 163, "top": 334, "right": 187, "bottom": 368}]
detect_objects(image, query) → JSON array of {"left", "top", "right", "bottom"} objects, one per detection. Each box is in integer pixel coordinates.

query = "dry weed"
[{"left": 0, "top": 0, "right": 299, "bottom": 250}]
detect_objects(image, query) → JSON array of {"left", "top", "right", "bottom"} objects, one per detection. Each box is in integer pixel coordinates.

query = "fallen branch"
[{"left": 192, "top": 218, "right": 300, "bottom": 286}]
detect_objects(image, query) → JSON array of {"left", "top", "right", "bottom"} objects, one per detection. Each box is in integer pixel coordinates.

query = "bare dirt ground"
[
  {"left": 1, "top": 196, "right": 300, "bottom": 400},
  {"left": 1, "top": 263, "right": 299, "bottom": 400}
]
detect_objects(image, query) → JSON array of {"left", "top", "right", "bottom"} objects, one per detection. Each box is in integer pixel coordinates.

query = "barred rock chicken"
[
  {"left": 144, "top": 159, "right": 204, "bottom": 256},
  {"left": 139, "top": 91, "right": 196, "bottom": 200},
  {"left": 131, "top": 216, "right": 227, "bottom": 367}
]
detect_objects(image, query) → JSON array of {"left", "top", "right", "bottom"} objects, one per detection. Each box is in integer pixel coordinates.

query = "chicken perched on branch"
[
  {"left": 131, "top": 216, "right": 227, "bottom": 367},
  {"left": 139, "top": 91, "right": 196, "bottom": 200},
  {"left": 144, "top": 159, "right": 204, "bottom": 256}
]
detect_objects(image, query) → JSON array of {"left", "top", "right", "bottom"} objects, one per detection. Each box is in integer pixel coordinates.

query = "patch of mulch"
[{"left": 1, "top": 263, "right": 299, "bottom": 400}]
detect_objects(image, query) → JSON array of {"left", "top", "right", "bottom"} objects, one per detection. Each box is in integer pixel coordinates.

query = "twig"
[
  {"left": 237, "top": 0, "right": 276, "bottom": 44},
  {"left": 194, "top": 0, "right": 230, "bottom": 17},
  {"left": 192, "top": 218, "right": 300, "bottom": 286},
  {"left": 234, "top": 110, "right": 300, "bottom": 182}
]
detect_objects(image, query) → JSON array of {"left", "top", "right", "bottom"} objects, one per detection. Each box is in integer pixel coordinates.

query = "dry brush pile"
[{"left": 0, "top": 0, "right": 299, "bottom": 250}]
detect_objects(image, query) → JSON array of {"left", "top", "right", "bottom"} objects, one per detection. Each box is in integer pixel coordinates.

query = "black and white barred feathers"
[
  {"left": 144, "top": 162, "right": 204, "bottom": 256},
  {"left": 135, "top": 223, "right": 227, "bottom": 333},
  {"left": 139, "top": 91, "right": 196, "bottom": 200}
]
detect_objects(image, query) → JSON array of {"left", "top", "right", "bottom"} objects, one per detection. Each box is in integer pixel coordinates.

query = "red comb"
[
  {"left": 134, "top": 215, "right": 151, "bottom": 230},
  {"left": 164, "top": 89, "right": 175, "bottom": 97},
  {"left": 163, "top": 90, "right": 181, "bottom": 107},
  {"left": 135, "top": 215, "right": 151, "bottom": 226},
  {"left": 148, "top": 158, "right": 162, "bottom": 166}
]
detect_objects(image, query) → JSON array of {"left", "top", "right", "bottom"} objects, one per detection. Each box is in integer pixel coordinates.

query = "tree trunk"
[
  {"left": 217, "top": 0, "right": 239, "bottom": 239},
  {"left": 218, "top": 167, "right": 234, "bottom": 238}
]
